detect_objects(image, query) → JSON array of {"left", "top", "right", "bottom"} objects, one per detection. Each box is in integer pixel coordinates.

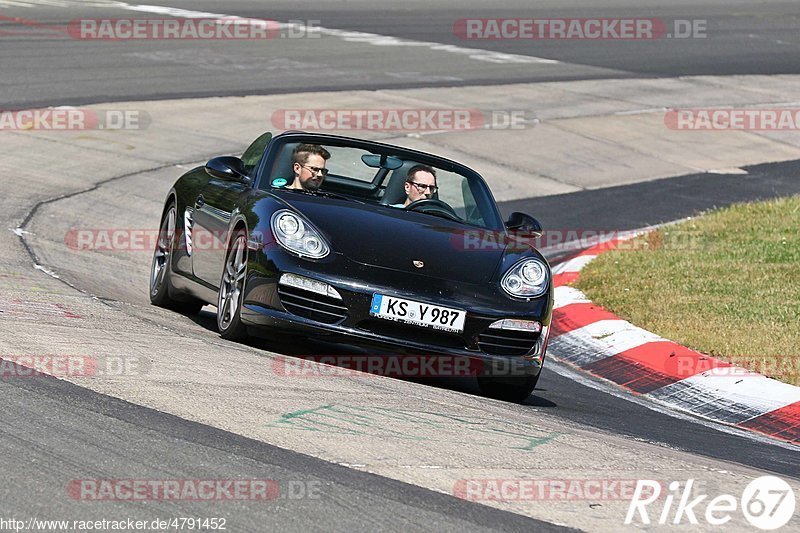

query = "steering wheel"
[{"left": 405, "top": 198, "right": 461, "bottom": 221}]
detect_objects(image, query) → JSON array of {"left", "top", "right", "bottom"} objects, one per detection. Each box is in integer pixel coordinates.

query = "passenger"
[
  {"left": 288, "top": 144, "right": 331, "bottom": 191},
  {"left": 391, "top": 164, "right": 438, "bottom": 208}
]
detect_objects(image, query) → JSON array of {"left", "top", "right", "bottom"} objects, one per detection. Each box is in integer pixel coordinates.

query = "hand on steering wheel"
[{"left": 405, "top": 198, "right": 460, "bottom": 221}]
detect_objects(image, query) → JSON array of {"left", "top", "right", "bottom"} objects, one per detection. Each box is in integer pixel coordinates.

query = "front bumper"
[
  {"left": 241, "top": 302, "right": 545, "bottom": 377},
  {"left": 240, "top": 255, "right": 552, "bottom": 377}
]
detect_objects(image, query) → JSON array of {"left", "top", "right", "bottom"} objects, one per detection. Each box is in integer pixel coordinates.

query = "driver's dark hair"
[
  {"left": 406, "top": 164, "right": 437, "bottom": 184},
  {"left": 292, "top": 144, "right": 331, "bottom": 165}
]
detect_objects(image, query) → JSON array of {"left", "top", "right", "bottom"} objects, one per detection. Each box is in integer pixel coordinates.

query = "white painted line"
[
  {"left": 614, "top": 107, "right": 669, "bottom": 116},
  {"left": 0, "top": 1, "right": 36, "bottom": 7},
  {"left": 33, "top": 263, "right": 59, "bottom": 279},
  {"left": 707, "top": 167, "right": 748, "bottom": 175},
  {"left": 0, "top": 0, "right": 128, "bottom": 6},
  {"left": 122, "top": 3, "right": 560, "bottom": 65},
  {"left": 124, "top": 4, "right": 226, "bottom": 18},
  {"left": 21, "top": 0, "right": 70, "bottom": 6}
]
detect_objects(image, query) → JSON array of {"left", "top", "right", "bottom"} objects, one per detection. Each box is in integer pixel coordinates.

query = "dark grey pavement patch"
[{"left": 499, "top": 159, "right": 800, "bottom": 232}]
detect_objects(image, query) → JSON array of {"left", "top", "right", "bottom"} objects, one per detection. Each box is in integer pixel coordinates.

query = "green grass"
[{"left": 575, "top": 195, "right": 800, "bottom": 385}]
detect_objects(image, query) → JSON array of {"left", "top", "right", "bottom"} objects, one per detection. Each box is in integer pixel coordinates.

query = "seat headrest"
[
  {"left": 381, "top": 160, "right": 434, "bottom": 205},
  {"left": 268, "top": 142, "right": 300, "bottom": 185}
]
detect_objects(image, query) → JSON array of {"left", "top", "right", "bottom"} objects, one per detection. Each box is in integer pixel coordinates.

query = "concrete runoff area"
[{"left": 2, "top": 75, "right": 800, "bottom": 530}]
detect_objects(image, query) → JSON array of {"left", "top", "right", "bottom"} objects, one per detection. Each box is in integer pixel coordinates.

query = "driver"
[
  {"left": 288, "top": 144, "right": 331, "bottom": 191},
  {"left": 391, "top": 164, "right": 437, "bottom": 208}
]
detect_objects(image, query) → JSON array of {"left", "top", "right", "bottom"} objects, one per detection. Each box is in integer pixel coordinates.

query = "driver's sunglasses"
[
  {"left": 301, "top": 164, "right": 329, "bottom": 176},
  {"left": 409, "top": 181, "right": 438, "bottom": 194}
]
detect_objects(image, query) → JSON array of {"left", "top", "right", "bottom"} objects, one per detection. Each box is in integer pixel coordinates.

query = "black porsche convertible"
[{"left": 150, "top": 131, "right": 553, "bottom": 400}]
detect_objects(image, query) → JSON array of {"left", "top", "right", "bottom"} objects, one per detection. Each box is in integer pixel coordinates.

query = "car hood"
[{"left": 274, "top": 192, "right": 506, "bottom": 284}]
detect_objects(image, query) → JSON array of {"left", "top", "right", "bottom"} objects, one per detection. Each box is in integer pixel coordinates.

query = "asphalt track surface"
[
  {"left": 1, "top": 0, "right": 800, "bottom": 108},
  {"left": 0, "top": 361, "right": 568, "bottom": 532},
  {"left": 2, "top": 0, "right": 800, "bottom": 530}
]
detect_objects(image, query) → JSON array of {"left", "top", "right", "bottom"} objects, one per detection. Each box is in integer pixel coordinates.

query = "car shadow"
[{"left": 185, "top": 308, "right": 556, "bottom": 407}]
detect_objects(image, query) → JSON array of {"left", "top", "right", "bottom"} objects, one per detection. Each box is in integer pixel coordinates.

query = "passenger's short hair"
[
  {"left": 406, "top": 164, "right": 437, "bottom": 183},
  {"left": 292, "top": 144, "right": 331, "bottom": 165}
]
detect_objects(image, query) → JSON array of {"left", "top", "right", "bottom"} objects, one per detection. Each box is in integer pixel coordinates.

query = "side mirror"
[
  {"left": 205, "top": 156, "right": 249, "bottom": 182},
  {"left": 506, "top": 212, "right": 543, "bottom": 236}
]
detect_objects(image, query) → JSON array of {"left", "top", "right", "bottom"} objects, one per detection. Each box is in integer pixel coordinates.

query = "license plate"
[{"left": 369, "top": 294, "right": 466, "bottom": 333}]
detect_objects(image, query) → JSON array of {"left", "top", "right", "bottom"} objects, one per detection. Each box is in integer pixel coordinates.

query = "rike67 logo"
[{"left": 626, "top": 476, "right": 796, "bottom": 530}]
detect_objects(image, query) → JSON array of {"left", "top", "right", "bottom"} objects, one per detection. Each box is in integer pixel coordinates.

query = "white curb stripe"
[
  {"left": 649, "top": 373, "right": 800, "bottom": 424},
  {"left": 553, "top": 286, "right": 590, "bottom": 309},
  {"left": 549, "top": 319, "right": 664, "bottom": 367},
  {"left": 552, "top": 254, "right": 597, "bottom": 274}
]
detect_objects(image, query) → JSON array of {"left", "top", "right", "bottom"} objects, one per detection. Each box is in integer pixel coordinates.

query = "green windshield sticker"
[{"left": 272, "top": 178, "right": 288, "bottom": 188}]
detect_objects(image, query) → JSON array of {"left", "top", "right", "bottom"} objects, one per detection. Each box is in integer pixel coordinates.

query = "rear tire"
[
  {"left": 217, "top": 228, "right": 249, "bottom": 341},
  {"left": 477, "top": 374, "right": 539, "bottom": 403},
  {"left": 150, "top": 202, "right": 204, "bottom": 315}
]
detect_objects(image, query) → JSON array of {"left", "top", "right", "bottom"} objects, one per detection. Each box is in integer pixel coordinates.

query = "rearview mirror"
[
  {"left": 361, "top": 154, "right": 404, "bottom": 170},
  {"left": 205, "top": 156, "right": 249, "bottom": 182},
  {"left": 506, "top": 212, "right": 542, "bottom": 236}
]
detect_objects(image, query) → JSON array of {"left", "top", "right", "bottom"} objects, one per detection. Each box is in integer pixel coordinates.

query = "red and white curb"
[{"left": 549, "top": 233, "right": 800, "bottom": 445}]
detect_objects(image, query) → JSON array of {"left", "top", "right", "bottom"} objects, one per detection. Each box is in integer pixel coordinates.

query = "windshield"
[{"left": 260, "top": 137, "right": 504, "bottom": 230}]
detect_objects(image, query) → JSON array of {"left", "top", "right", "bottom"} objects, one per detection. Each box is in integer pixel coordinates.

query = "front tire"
[
  {"left": 217, "top": 228, "right": 249, "bottom": 341},
  {"left": 150, "top": 202, "right": 203, "bottom": 315}
]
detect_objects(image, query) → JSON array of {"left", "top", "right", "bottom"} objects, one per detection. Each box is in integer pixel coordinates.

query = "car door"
[
  {"left": 190, "top": 179, "right": 249, "bottom": 288},
  {"left": 191, "top": 132, "right": 272, "bottom": 288}
]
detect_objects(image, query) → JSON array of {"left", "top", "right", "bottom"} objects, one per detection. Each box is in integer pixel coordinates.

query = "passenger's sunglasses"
[
  {"left": 409, "top": 181, "right": 438, "bottom": 194},
  {"left": 300, "top": 164, "right": 329, "bottom": 176}
]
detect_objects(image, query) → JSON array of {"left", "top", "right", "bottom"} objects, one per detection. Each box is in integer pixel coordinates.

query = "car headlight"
[
  {"left": 501, "top": 258, "right": 549, "bottom": 298},
  {"left": 270, "top": 210, "right": 330, "bottom": 259}
]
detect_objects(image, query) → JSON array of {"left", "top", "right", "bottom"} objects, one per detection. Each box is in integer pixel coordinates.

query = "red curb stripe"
[
  {"left": 737, "top": 401, "right": 800, "bottom": 445},
  {"left": 552, "top": 271, "right": 580, "bottom": 287},
  {"left": 579, "top": 238, "right": 623, "bottom": 256},
  {"left": 582, "top": 341, "right": 731, "bottom": 394},
  {"left": 583, "top": 356, "right": 677, "bottom": 394},
  {"left": 615, "top": 341, "right": 729, "bottom": 380},
  {"left": 0, "top": 14, "right": 67, "bottom": 33},
  {"left": 551, "top": 303, "right": 619, "bottom": 337}
]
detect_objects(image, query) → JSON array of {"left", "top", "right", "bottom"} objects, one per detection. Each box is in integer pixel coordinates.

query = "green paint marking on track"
[{"left": 267, "top": 404, "right": 562, "bottom": 450}]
